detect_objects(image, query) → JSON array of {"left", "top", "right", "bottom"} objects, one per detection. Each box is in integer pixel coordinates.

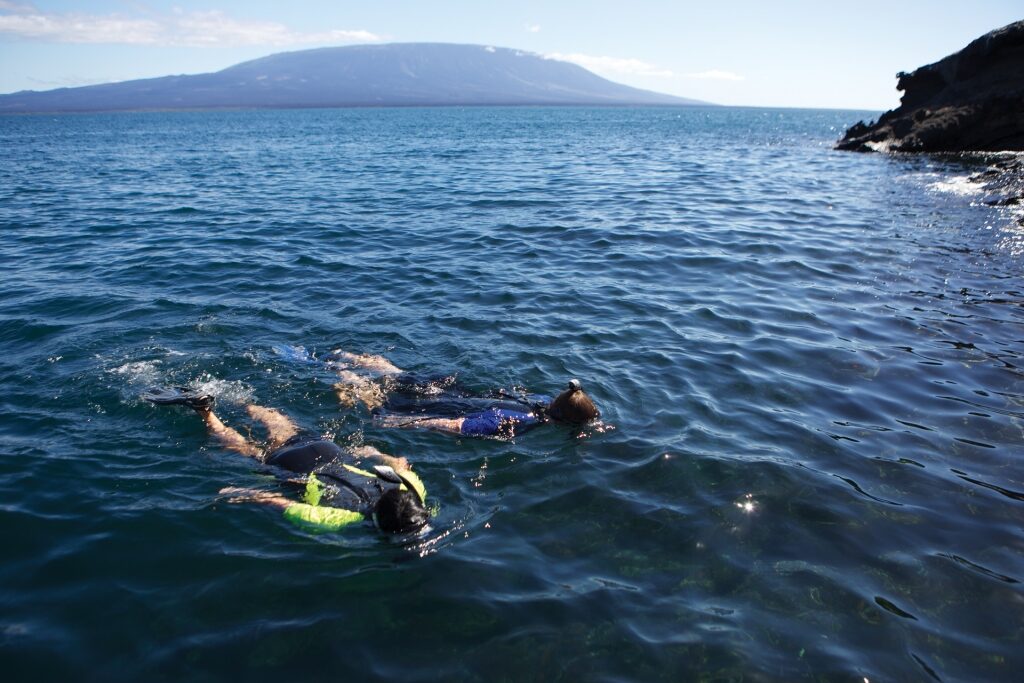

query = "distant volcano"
[{"left": 0, "top": 43, "right": 708, "bottom": 113}]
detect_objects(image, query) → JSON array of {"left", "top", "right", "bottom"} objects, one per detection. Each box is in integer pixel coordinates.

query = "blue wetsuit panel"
[{"left": 460, "top": 408, "right": 538, "bottom": 436}]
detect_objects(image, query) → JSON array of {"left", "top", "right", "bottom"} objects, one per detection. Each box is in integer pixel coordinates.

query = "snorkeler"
[
  {"left": 328, "top": 350, "right": 404, "bottom": 411},
  {"left": 142, "top": 387, "right": 429, "bottom": 534},
  {"left": 328, "top": 350, "right": 601, "bottom": 438}
]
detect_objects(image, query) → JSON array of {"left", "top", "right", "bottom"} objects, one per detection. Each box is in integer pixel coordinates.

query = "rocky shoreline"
[
  {"left": 837, "top": 21, "right": 1024, "bottom": 154},
  {"left": 837, "top": 21, "right": 1024, "bottom": 224},
  {"left": 923, "top": 152, "right": 1024, "bottom": 227},
  {"left": 970, "top": 154, "right": 1024, "bottom": 225}
]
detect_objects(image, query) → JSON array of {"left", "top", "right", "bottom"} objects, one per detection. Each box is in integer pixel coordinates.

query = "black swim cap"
[{"left": 375, "top": 488, "right": 429, "bottom": 533}]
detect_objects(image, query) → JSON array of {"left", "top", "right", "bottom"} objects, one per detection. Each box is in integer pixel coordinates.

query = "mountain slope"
[{"left": 0, "top": 43, "right": 707, "bottom": 113}]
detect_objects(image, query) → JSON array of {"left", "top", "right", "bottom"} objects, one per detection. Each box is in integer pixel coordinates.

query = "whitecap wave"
[
  {"left": 190, "top": 375, "right": 255, "bottom": 405},
  {"left": 928, "top": 175, "right": 983, "bottom": 196},
  {"left": 108, "top": 360, "right": 163, "bottom": 386},
  {"left": 865, "top": 139, "right": 894, "bottom": 153}
]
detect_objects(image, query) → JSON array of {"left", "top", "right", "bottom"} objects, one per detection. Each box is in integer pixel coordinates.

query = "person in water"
[
  {"left": 328, "top": 350, "right": 601, "bottom": 438},
  {"left": 143, "top": 387, "right": 429, "bottom": 534}
]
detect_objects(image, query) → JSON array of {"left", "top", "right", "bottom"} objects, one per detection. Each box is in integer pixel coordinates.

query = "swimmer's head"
[
  {"left": 374, "top": 488, "right": 430, "bottom": 533},
  {"left": 547, "top": 379, "right": 600, "bottom": 424}
]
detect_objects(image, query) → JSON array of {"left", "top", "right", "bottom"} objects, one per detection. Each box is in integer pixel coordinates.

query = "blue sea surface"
[{"left": 1, "top": 107, "right": 1022, "bottom": 682}]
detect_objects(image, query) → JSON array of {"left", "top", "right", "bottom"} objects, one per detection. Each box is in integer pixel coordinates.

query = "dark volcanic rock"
[
  {"left": 837, "top": 21, "right": 1024, "bottom": 153},
  {"left": 971, "top": 156, "right": 1024, "bottom": 225}
]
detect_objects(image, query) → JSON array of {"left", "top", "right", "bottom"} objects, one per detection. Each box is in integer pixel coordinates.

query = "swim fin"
[
  {"left": 142, "top": 386, "right": 214, "bottom": 411},
  {"left": 272, "top": 344, "right": 315, "bottom": 364}
]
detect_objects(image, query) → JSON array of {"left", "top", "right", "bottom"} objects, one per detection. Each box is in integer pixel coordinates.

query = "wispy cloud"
[
  {"left": 545, "top": 52, "right": 673, "bottom": 78},
  {"left": 0, "top": 1, "right": 36, "bottom": 11},
  {"left": 525, "top": 24, "right": 541, "bottom": 33},
  {"left": 684, "top": 69, "right": 745, "bottom": 82},
  {"left": 0, "top": 11, "right": 162, "bottom": 44},
  {"left": 27, "top": 74, "right": 110, "bottom": 88},
  {"left": 0, "top": 6, "right": 381, "bottom": 47}
]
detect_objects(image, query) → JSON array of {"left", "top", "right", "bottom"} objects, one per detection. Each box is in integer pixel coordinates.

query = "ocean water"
[{"left": 1, "top": 107, "right": 1021, "bottom": 682}]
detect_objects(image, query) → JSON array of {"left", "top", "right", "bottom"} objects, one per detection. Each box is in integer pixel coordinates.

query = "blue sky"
[{"left": 0, "top": 1, "right": 1020, "bottom": 109}]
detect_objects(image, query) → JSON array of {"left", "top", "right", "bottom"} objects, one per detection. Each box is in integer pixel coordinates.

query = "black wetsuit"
[
  {"left": 266, "top": 436, "right": 345, "bottom": 473},
  {"left": 265, "top": 436, "right": 387, "bottom": 511}
]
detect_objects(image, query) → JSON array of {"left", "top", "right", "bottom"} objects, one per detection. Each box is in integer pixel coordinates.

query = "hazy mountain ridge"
[{"left": 0, "top": 43, "right": 706, "bottom": 112}]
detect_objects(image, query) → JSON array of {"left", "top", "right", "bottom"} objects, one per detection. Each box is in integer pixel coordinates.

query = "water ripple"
[{"left": 1, "top": 107, "right": 1022, "bottom": 682}]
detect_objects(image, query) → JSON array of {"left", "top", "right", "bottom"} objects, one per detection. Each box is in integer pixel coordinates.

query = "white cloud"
[
  {"left": 546, "top": 52, "right": 673, "bottom": 78},
  {"left": 0, "top": 7, "right": 381, "bottom": 47},
  {"left": 0, "top": 12, "right": 162, "bottom": 44},
  {"left": 27, "top": 74, "right": 110, "bottom": 88},
  {"left": 684, "top": 69, "right": 745, "bottom": 81},
  {"left": 525, "top": 24, "right": 541, "bottom": 33},
  {"left": 0, "top": 1, "right": 36, "bottom": 11},
  {"left": 169, "top": 10, "right": 379, "bottom": 47}
]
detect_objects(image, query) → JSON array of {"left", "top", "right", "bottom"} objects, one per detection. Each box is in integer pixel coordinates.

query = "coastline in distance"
[{"left": 0, "top": 42, "right": 710, "bottom": 113}]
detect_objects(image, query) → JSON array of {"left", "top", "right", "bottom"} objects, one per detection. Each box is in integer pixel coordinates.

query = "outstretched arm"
[
  {"left": 376, "top": 414, "right": 466, "bottom": 435},
  {"left": 219, "top": 486, "right": 364, "bottom": 531}
]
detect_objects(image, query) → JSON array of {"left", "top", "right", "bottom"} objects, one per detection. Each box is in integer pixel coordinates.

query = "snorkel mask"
[
  {"left": 372, "top": 465, "right": 425, "bottom": 507},
  {"left": 372, "top": 465, "right": 429, "bottom": 533}
]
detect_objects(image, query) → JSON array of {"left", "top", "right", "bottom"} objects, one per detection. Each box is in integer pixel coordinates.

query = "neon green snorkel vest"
[{"left": 282, "top": 468, "right": 427, "bottom": 533}]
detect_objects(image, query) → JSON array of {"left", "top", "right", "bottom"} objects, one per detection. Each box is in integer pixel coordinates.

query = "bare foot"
[
  {"left": 358, "top": 384, "right": 385, "bottom": 411},
  {"left": 334, "top": 371, "right": 385, "bottom": 410},
  {"left": 334, "top": 380, "right": 357, "bottom": 408}
]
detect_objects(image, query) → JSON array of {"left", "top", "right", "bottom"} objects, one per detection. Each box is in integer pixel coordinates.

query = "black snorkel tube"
[
  {"left": 372, "top": 465, "right": 425, "bottom": 507},
  {"left": 371, "top": 465, "right": 430, "bottom": 534}
]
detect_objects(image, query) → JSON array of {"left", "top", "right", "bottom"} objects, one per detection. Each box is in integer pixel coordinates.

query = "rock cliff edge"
[{"left": 837, "top": 21, "right": 1024, "bottom": 153}]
